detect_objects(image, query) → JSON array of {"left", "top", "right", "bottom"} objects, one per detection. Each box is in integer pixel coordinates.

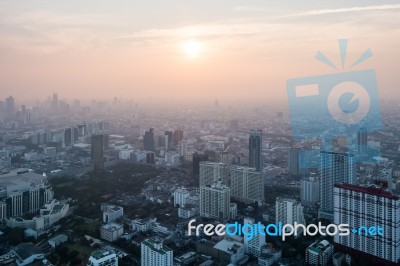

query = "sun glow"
[{"left": 184, "top": 39, "right": 203, "bottom": 58}]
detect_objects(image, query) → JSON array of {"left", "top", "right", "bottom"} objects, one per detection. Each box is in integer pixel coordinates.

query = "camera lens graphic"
[{"left": 327, "top": 81, "right": 371, "bottom": 124}]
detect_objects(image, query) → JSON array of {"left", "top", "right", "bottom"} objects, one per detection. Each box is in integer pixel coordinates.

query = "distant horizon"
[{"left": 0, "top": 1, "right": 399, "bottom": 104}]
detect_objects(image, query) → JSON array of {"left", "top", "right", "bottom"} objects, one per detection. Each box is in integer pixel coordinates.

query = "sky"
[{"left": 0, "top": 0, "right": 399, "bottom": 105}]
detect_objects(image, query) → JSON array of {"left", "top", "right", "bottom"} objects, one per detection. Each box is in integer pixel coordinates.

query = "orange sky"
[{"left": 0, "top": 1, "right": 399, "bottom": 104}]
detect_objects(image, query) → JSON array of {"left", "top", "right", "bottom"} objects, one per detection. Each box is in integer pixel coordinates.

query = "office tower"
[
  {"left": 275, "top": 197, "right": 305, "bottom": 230},
  {"left": 230, "top": 166, "right": 264, "bottom": 204},
  {"left": 305, "top": 240, "right": 333, "bottom": 266},
  {"left": 143, "top": 128, "right": 155, "bottom": 151},
  {"left": 199, "top": 162, "right": 229, "bottom": 187},
  {"left": 200, "top": 180, "right": 230, "bottom": 220},
  {"left": 244, "top": 217, "right": 265, "bottom": 257},
  {"left": 357, "top": 127, "right": 367, "bottom": 155},
  {"left": 173, "top": 129, "right": 184, "bottom": 145},
  {"left": 319, "top": 151, "right": 355, "bottom": 221},
  {"left": 141, "top": 237, "right": 173, "bottom": 266},
  {"left": 88, "top": 249, "right": 118, "bottom": 266},
  {"left": 52, "top": 93, "right": 59, "bottom": 112},
  {"left": 178, "top": 139, "right": 187, "bottom": 158},
  {"left": 334, "top": 183, "right": 400, "bottom": 265},
  {"left": 164, "top": 131, "right": 173, "bottom": 150},
  {"left": 64, "top": 128, "right": 72, "bottom": 146},
  {"left": 249, "top": 129, "right": 263, "bottom": 171},
  {"left": 5, "top": 96, "right": 15, "bottom": 119},
  {"left": 91, "top": 134, "right": 105, "bottom": 170},
  {"left": 300, "top": 176, "right": 319, "bottom": 207},
  {"left": 146, "top": 152, "right": 155, "bottom": 164},
  {"left": 288, "top": 147, "right": 303, "bottom": 175}
]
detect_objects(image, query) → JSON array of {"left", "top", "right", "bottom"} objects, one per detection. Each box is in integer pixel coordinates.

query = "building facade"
[
  {"left": 230, "top": 166, "right": 264, "bottom": 204},
  {"left": 319, "top": 151, "right": 355, "bottom": 221},
  {"left": 200, "top": 181, "right": 230, "bottom": 220},
  {"left": 334, "top": 183, "right": 400, "bottom": 265}
]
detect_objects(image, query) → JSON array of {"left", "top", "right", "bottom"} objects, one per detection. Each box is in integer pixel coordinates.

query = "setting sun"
[{"left": 184, "top": 39, "right": 203, "bottom": 58}]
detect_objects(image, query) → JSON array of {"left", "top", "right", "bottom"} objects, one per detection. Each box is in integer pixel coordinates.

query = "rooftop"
[{"left": 335, "top": 183, "right": 399, "bottom": 200}]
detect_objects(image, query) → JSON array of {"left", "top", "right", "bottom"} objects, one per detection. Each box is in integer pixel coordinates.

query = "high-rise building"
[
  {"left": 193, "top": 153, "right": 207, "bottom": 178},
  {"left": 288, "top": 147, "right": 303, "bottom": 175},
  {"left": 146, "top": 152, "right": 155, "bottom": 164},
  {"left": 91, "top": 134, "right": 105, "bottom": 170},
  {"left": 305, "top": 240, "right": 333, "bottom": 266},
  {"left": 178, "top": 139, "right": 187, "bottom": 159},
  {"left": 173, "top": 129, "right": 184, "bottom": 146},
  {"left": 230, "top": 166, "right": 264, "bottom": 204},
  {"left": 319, "top": 151, "right": 355, "bottom": 221},
  {"left": 357, "top": 127, "right": 368, "bottom": 156},
  {"left": 275, "top": 197, "right": 305, "bottom": 231},
  {"left": 200, "top": 180, "right": 230, "bottom": 220},
  {"left": 164, "top": 131, "right": 173, "bottom": 151},
  {"left": 141, "top": 237, "right": 173, "bottom": 266},
  {"left": 144, "top": 128, "right": 155, "bottom": 151},
  {"left": 334, "top": 183, "right": 400, "bottom": 265},
  {"left": 249, "top": 129, "right": 263, "bottom": 171},
  {"left": 88, "top": 249, "right": 118, "bottom": 266},
  {"left": 199, "top": 162, "right": 229, "bottom": 187},
  {"left": 244, "top": 217, "right": 266, "bottom": 257},
  {"left": 0, "top": 172, "right": 53, "bottom": 219},
  {"left": 300, "top": 176, "right": 319, "bottom": 207},
  {"left": 5, "top": 96, "right": 15, "bottom": 119}
]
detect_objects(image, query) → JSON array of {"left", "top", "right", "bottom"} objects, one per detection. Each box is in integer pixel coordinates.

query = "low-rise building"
[
  {"left": 88, "top": 249, "right": 118, "bottom": 266},
  {"left": 100, "top": 223, "right": 124, "bottom": 242},
  {"left": 305, "top": 240, "right": 333, "bottom": 266}
]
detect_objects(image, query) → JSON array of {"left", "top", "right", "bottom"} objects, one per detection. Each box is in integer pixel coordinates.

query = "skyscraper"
[
  {"left": 229, "top": 166, "right": 264, "bottom": 204},
  {"left": 141, "top": 237, "right": 173, "bottom": 266},
  {"left": 357, "top": 127, "right": 368, "bottom": 156},
  {"left": 200, "top": 180, "right": 230, "bottom": 220},
  {"left": 319, "top": 151, "right": 355, "bottom": 221},
  {"left": 249, "top": 129, "right": 262, "bottom": 171},
  {"left": 173, "top": 129, "right": 184, "bottom": 145},
  {"left": 334, "top": 183, "right": 400, "bottom": 265},
  {"left": 192, "top": 153, "right": 208, "bottom": 186},
  {"left": 143, "top": 128, "right": 155, "bottom": 151},
  {"left": 91, "top": 134, "right": 105, "bottom": 170},
  {"left": 178, "top": 139, "right": 187, "bottom": 159},
  {"left": 5, "top": 96, "right": 15, "bottom": 119}
]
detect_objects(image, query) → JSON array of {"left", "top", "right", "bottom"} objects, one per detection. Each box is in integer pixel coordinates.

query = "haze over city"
[
  {"left": 0, "top": 0, "right": 399, "bottom": 104},
  {"left": 1, "top": 2, "right": 400, "bottom": 266}
]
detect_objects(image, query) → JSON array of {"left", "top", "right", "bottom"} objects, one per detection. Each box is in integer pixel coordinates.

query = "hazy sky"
[{"left": 0, "top": 0, "right": 399, "bottom": 104}]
